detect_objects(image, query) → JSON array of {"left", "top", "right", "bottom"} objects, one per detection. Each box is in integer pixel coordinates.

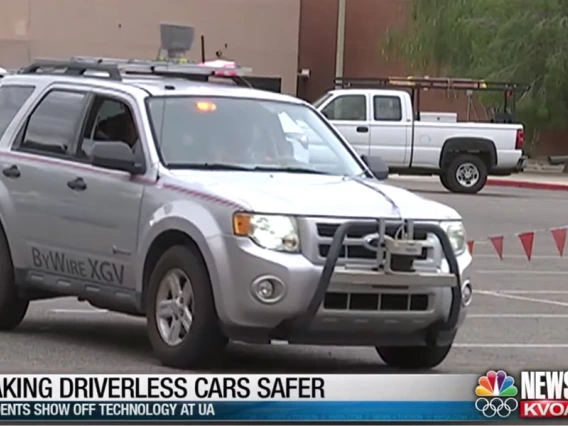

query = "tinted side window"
[
  {"left": 373, "top": 96, "right": 402, "bottom": 121},
  {"left": 0, "top": 85, "right": 35, "bottom": 140},
  {"left": 20, "top": 90, "right": 87, "bottom": 156},
  {"left": 80, "top": 97, "right": 131, "bottom": 158},
  {"left": 78, "top": 95, "right": 143, "bottom": 164},
  {"left": 321, "top": 95, "right": 367, "bottom": 121}
]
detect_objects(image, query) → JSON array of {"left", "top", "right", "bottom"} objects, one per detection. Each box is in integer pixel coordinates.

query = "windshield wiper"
[
  {"left": 252, "top": 165, "right": 329, "bottom": 175},
  {"left": 166, "top": 163, "right": 330, "bottom": 175},
  {"left": 166, "top": 163, "right": 253, "bottom": 171}
]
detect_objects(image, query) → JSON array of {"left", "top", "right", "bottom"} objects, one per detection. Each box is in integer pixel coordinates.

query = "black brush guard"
[{"left": 274, "top": 220, "right": 462, "bottom": 344}]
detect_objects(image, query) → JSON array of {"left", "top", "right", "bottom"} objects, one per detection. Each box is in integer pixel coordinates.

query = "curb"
[{"left": 486, "top": 178, "right": 568, "bottom": 191}]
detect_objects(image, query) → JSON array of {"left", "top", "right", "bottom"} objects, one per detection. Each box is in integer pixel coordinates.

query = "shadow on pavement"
[
  {"left": 411, "top": 189, "right": 523, "bottom": 198},
  {"left": 11, "top": 317, "right": 429, "bottom": 374}
]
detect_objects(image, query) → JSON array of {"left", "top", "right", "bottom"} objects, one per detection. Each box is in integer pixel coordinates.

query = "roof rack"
[
  {"left": 19, "top": 57, "right": 253, "bottom": 84},
  {"left": 334, "top": 76, "right": 530, "bottom": 93}
]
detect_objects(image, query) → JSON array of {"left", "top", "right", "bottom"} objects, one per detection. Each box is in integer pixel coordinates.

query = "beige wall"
[{"left": 0, "top": 0, "right": 300, "bottom": 94}]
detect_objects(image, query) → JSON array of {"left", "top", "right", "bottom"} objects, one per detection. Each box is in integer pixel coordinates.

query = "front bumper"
[{"left": 211, "top": 220, "right": 470, "bottom": 347}]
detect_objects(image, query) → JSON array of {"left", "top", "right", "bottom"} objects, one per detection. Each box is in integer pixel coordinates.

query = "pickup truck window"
[
  {"left": 146, "top": 96, "right": 365, "bottom": 176},
  {"left": 373, "top": 95, "right": 402, "bottom": 121},
  {"left": 0, "top": 85, "right": 35, "bottom": 141},
  {"left": 321, "top": 95, "right": 366, "bottom": 121},
  {"left": 18, "top": 90, "right": 87, "bottom": 157}
]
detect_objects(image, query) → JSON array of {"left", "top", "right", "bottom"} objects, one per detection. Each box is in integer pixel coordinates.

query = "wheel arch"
[
  {"left": 140, "top": 227, "right": 219, "bottom": 315},
  {"left": 439, "top": 137, "right": 497, "bottom": 170}
]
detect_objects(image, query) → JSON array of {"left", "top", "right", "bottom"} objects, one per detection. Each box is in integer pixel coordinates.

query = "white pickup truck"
[{"left": 314, "top": 87, "right": 527, "bottom": 194}]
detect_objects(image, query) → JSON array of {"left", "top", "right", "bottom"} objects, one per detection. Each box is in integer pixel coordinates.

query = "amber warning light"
[{"left": 196, "top": 101, "right": 217, "bottom": 112}]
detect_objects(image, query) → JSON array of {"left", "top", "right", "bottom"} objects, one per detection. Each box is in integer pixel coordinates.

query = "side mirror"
[
  {"left": 361, "top": 155, "right": 389, "bottom": 180},
  {"left": 91, "top": 141, "right": 142, "bottom": 174},
  {"left": 321, "top": 110, "right": 330, "bottom": 119}
]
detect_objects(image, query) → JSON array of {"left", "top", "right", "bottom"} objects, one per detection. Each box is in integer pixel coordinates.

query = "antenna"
[{"left": 200, "top": 35, "right": 206, "bottom": 63}]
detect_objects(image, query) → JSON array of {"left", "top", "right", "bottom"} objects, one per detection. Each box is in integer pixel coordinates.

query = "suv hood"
[{"left": 168, "top": 171, "right": 461, "bottom": 221}]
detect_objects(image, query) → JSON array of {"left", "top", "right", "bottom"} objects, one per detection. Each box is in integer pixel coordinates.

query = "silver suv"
[{"left": 0, "top": 58, "right": 472, "bottom": 370}]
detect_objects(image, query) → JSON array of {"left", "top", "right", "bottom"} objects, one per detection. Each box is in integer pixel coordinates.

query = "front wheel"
[
  {"left": 0, "top": 229, "right": 28, "bottom": 330},
  {"left": 376, "top": 344, "right": 453, "bottom": 370},
  {"left": 146, "top": 245, "right": 227, "bottom": 369}
]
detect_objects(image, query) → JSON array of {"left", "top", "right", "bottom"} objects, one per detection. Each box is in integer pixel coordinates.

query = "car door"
[
  {"left": 320, "top": 93, "right": 371, "bottom": 156},
  {"left": 1, "top": 87, "right": 92, "bottom": 281},
  {"left": 369, "top": 95, "right": 410, "bottom": 166},
  {"left": 63, "top": 91, "right": 146, "bottom": 295}
]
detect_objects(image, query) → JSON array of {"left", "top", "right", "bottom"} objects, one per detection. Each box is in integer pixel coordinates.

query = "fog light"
[
  {"left": 257, "top": 280, "right": 275, "bottom": 299},
  {"left": 461, "top": 280, "right": 473, "bottom": 307},
  {"left": 251, "top": 275, "right": 286, "bottom": 304}
]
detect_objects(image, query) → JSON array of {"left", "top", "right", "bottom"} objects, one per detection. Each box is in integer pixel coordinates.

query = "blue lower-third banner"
[{"left": 0, "top": 401, "right": 495, "bottom": 421}]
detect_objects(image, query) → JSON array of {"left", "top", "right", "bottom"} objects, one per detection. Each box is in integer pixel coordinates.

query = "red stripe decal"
[{"left": 161, "top": 182, "right": 245, "bottom": 210}]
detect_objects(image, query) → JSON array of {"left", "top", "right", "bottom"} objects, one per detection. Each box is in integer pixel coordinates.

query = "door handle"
[
  {"left": 356, "top": 126, "right": 369, "bottom": 133},
  {"left": 2, "top": 165, "right": 20, "bottom": 179},
  {"left": 67, "top": 177, "right": 87, "bottom": 191}
]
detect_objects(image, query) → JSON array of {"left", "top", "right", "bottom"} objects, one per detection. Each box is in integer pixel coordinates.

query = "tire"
[
  {"left": 146, "top": 245, "right": 227, "bottom": 369},
  {"left": 376, "top": 344, "right": 452, "bottom": 370},
  {"left": 439, "top": 174, "right": 452, "bottom": 191},
  {"left": 0, "top": 229, "right": 29, "bottom": 330},
  {"left": 443, "top": 154, "right": 488, "bottom": 194}
]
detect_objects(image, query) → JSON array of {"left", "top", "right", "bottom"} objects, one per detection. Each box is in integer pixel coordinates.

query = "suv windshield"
[{"left": 146, "top": 96, "right": 366, "bottom": 176}]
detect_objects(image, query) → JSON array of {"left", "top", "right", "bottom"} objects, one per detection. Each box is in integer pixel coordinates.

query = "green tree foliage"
[{"left": 382, "top": 0, "right": 568, "bottom": 149}]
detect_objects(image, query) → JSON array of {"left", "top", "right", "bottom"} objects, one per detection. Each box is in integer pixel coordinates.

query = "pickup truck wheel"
[
  {"left": 146, "top": 245, "right": 227, "bottom": 369},
  {"left": 376, "top": 344, "right": 452, "bottom": 370},
  {"left": 0, "top": 231, "right": 29, "bottom": 330},
  {"left": 445, "top": 154, "right": 488, "bottom": 194}
]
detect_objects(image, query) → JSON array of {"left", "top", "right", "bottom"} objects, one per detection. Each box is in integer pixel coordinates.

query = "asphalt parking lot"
[{"left": 0, "top": 178, "right": 566, "bottom": 375}]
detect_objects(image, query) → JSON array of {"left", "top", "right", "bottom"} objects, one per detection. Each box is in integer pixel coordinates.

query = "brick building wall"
[{"left": 300, "top": 0, "right": 487, "bottom": 120}]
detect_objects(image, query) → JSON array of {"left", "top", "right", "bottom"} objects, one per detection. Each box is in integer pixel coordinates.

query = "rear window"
[{"left": 0, "top": 85, "right": 35, "bottom": 140}]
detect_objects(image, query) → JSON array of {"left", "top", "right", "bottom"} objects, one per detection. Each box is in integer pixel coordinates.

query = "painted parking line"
[
  {"left": 473, "top": 254, "right": 568, "bottom": 259},
  {"left": 474, "top": 270, "right": 568, "bottom": 275},
  {"left": 49, "top": 309, "right": 108, "bottom": 314},
  {"left": 476, "top": 290, "right": 568, "bottom": 308},
  {"left": 495, "top": 290, "right": 568, "bottom": 294},
  {"left": 468, "top": 314, "right": 568, "bottom": 318},
  {"left": 454, "top": 343, "right": 568, "bottom": 348}
]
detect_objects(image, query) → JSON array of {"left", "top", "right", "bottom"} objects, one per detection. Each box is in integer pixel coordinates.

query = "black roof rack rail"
[
  {"left": 334, "top": 76, "right": 530, "bottom": 93},
  {"left": 20, "top": 59, "right": 123, "bottom": 80},
  {"left": 19, "top": 57, "right": 253, "bottom": 85}
]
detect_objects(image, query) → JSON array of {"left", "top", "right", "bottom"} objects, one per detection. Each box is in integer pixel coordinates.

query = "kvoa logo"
[
  {"left": 520, "top": 371, "right": 568, "bottom": 418},
  {"left": 522, "top": 401, "right": 568, "bottom": 418}
]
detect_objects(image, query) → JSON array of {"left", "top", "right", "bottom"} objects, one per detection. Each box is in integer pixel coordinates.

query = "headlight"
[
  {"left": 233, "top": 213, "right": 300, "bottom": 252},
  {"left": 440, "top": 221, "right": 467, "bottom": 255}
]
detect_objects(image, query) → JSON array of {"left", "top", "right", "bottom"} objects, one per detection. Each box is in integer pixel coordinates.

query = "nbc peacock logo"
[{"left": 474, "top": 370, "right": 519, "bottom": 418}]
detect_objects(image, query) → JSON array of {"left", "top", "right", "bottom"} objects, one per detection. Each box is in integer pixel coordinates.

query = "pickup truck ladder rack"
[
  {"left": 334, "top": 76, "right": 530, "bottom": 93},
  {"left": 19, "top": 57, "right": 253, "bottom": 86},
  {"left": 334, "top": 76, "right": 530, "bottom": 122}
]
